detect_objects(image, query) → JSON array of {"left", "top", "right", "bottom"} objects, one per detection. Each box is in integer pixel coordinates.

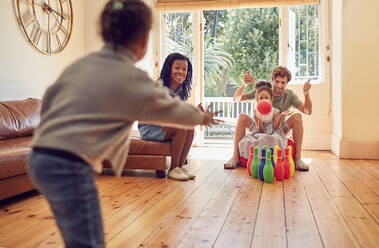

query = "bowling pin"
[
  {"left": 247, "top": 145, "right": 254, "bottom": 176},
  {"left": 274, "top": 149, "right": 284, "bottom": 181},
  {"left": 263, "top": 149, "right": 274, "bottom": 183},
  {"left": 269, "top": 147, "right": 275, "bottom": 169},
  {"left": 289, "top": 146, "right": 295, "bottom": 176},
  {"left": 283, "top": 147, "right": 291, "bottom": 179},
  {"left": 258, "top": 147, "right": 266, "bottom": 181},
  {"left": 274, "top": 145, "right": 279, "bottom": 164},
  {"left": 251, "top": 147, "right": 260, "bottom": 179}
]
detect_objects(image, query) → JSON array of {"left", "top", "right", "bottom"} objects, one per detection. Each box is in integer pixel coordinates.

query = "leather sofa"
[
  {"left": 0, "top": 98, "right": 171, "bottom": 201},
  {"left": 105, "top": 137, "right": 171, "bottom": 178},
  {"left": 0, "top": 98, "right": 41, "bottom": 201}
]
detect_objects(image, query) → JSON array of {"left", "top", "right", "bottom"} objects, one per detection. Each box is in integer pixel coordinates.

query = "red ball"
[{"left": 257, "top": 100, "right": 272, "bottom": 115}]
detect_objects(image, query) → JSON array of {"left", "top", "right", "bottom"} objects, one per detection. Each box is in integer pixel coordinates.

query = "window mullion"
[
  {"left": 320, "top": 0, "right": 330, "bottom": 83},
  {"left": 279, "top": 7, "right": 289, "bottom": 67},
  {"left": 191, "top": 10, "right": 203, "bottom": 145},
  {"left": 190, "top": 11, "right": 202, "bottom": 107},
  {"left": 153, "top": 11, "right": 164, "bottom": 79}
]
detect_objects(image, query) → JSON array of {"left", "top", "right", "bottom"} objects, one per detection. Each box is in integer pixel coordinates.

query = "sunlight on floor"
[
  {"left": 302, "top": 158, "right": 313, "bottom": 164},
  {"left": 190, "top": 146, "right": 314, "bottom": 165},
  {"left": 189, "top": 147, "right": 233, "bottom": 161}
]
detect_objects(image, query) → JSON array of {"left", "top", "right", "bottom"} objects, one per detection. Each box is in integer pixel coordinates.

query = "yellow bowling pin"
[
  {"left": 288, "top": 146, "right": 295, "bottom": 176},
  {"left": 274, "top": 145, "right": 279, "bottom": 164}
]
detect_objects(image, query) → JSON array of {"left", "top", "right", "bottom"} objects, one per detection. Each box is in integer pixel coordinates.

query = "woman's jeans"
[{"left": 27, "top": 149, "right": 105, "bottom": 248}]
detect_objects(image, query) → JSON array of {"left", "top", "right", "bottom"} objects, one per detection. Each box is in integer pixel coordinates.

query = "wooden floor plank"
[
  {"left": 314, "top": 159, "right": 379, "bottom": 248},
  {"left": 2, "top": 177, "right": 159, "bottom": 247},
  {"left": 37, "top": 178, "right": 163, "bottom": 248},
  {"left": 342, "top": 159, "right": 379, "bottom": 194},
  {"left": 172, "top": 168, "right": 246, "bottom": 248},
  {"left": 251, "top": 180, "right": 286, "bottom": 248},
  {"left": 0, "top": 175, "right": 122, "bottom": 243},
  {"left": 321, "top": 155, "right": 379, "bottom": 224},
  {"left": 1, "top": 218, "right": 58, "bottom": 248},
  {"left": 106, "top": 161, "right": 219, "bottom": 248},
  {"left": 301, "top": 161, "right": 360, "bottom": 248},
  {"left": 283, "top": 174, "right": 324, "bottom": 248},
  {"left": 213, "top": 173, "right": 263, "bottom": 248},
  {"left": 0, "top": 150, "right": 377, "bottom": 248},
  {"left": 38, "top": 162, "right": 208, "bottom": 248},
  {"left": 333, "top": 197, "right": 379, "bottom": 248},
  {"left": 140, "top": 165, "right": 231, "bottom": 247},
  {"left": 353, "top": 159, "right": 379, "bottom": 180}
]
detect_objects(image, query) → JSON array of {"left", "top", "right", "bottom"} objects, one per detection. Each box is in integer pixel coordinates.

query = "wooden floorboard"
[
  {"left": 107, "top": 160, "right": 220, "bottom": 247},
  {"left": 283, "top": 174, "right": 324, "bottom": 248},
  {"left": 174, "top": 167, "right": 245, "bottom": 248},
  {"left": 213, "top": 173, "right": 263, "bottom": 248},
  {"left": 0, "top": 149, "right": 378, "bottom": 248},
  {"left": 312, "top": 154, "right": 379, "bottom": 247},
  {"left": 141, "top": 165, "right": 230, "bottom": 247}
]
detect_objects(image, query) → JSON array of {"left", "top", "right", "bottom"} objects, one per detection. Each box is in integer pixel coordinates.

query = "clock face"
[{"left": 16, "top": 0, "right": 73, "bottom": 55}]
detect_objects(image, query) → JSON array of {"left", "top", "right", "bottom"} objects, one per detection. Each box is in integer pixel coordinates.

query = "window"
[
  {"left": 287, "top": 5, "right": 321, "bottom": 82},
  {"left": 158, "top": 2, "right": 328, "bottom": 140},
  {"left": 161, "top": 4, "right": 326, "bottom": 88},
  {"left": 164, "top": 12, "right": 193, "bottom": 61},
  {"left": 202, "top": 8, "right": 279, "bottom": 98}
]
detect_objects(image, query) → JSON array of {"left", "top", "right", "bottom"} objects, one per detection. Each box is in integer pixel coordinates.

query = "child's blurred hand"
[
  {"left": 201, "top": 105, "right": 224, "bottom": 126},
  {"left": 197, "top": 103, "right": 204, "bottom": 112},
  {"left": 243, "top": 71, "right": 254, "bottom": 86}
]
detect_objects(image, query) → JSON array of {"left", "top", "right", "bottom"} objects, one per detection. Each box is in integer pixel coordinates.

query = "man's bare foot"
[
  {"left": 224, "top": 158, "right": 239, "bottom": 169},
  {"left": 295, "top": 159, "right": 309, "bottom": 171}
]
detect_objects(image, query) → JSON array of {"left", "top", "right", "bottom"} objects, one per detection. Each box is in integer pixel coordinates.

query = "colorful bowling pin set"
[{"left": 247, "top": 145, "right": 294, "bottom": 183}]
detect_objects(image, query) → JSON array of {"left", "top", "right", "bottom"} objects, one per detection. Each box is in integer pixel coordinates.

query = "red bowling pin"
[
  {"left": 274, "top": 149, "right": 284, "bottom": 181},
  {"left": 283, "top": 147, "right": 291, "bottom": 179},
  {"left": 247, "top": 145, "right": 254, "bottom": 176}
]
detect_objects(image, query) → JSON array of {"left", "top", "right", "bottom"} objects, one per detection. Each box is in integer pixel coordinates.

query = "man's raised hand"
[
  {"left": 303, "top": 79, "right": 311, "bottom": 95},
  {"left": 243, "top": 71, "right": 254, "bottom": 86}
]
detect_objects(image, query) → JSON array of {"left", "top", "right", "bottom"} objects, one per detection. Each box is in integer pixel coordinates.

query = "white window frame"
[
  {"left": 155, "top": 0, "right": 330, "bottom": 86},
  {"left": 280, "top": 0, "right": 330, "bottom": 84},
  {"left": 154, "top": 1, "right": 330, "bottom": 144}
]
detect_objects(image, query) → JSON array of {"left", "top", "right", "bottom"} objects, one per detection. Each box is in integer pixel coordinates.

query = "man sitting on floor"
[{"left": 224, "top": 66, "right": 312, "bottom": 171}]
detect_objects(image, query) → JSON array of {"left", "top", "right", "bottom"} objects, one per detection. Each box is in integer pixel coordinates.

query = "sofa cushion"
[
  {"left": 128, "top": 139, "right": 171, "bottom": 156},
  {"left": 0, "top": 174, "right": 35, "bottom": 201},
  {"left": 0, "top": 136, "right": 33, "bottom": 179},
  {"left": 0, "top": 98, "right": 41, "bottom": 140}
]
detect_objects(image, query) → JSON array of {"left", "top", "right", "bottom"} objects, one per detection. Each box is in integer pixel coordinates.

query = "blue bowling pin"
[
  {"left": 258, "top": 147, "right": 266, "bottom": 181},
  {"left": 269, "top": 147, "right": 275, "bottom": 169}
]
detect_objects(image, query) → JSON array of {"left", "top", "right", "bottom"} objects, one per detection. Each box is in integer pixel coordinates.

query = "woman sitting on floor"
[{"left": 138, "top": 53, "right": 196, "bottom": 181}]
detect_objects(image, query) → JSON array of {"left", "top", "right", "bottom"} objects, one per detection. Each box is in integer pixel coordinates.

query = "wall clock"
[{"left": 16, "top": 0, "right": 73, "bottom": 55}]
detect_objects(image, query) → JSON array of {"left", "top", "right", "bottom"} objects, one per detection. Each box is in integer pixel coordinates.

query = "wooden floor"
[{"left": 0, "top": 149, "right": 378, "bottom": 248}]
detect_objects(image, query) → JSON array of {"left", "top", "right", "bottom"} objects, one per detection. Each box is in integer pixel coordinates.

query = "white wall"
[
  {"left": 331, "top": 0, "right": 379, "bottom": 158},
  {"left": 84, "top": 0, "right": 154, "bottom": 77},
  {"left": 341, "top": 0, "right": 379, "bottom": 142},
  {"left": 288, "top": 82, "right": 332, "bottom": 150},
  {"left": 0, "top": 1, "right": 86, "bottom": 101},
  {"left": 331, "top": 0, "right": 342, "bottom": 156},
  {"left": 84, "top": 0, "right": 106, "bottom": 54}
]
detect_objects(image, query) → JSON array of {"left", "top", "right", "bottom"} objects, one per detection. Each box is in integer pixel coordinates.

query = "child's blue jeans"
[{"left": 27, "top": 149, "right": 105, "bottom": 248}]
